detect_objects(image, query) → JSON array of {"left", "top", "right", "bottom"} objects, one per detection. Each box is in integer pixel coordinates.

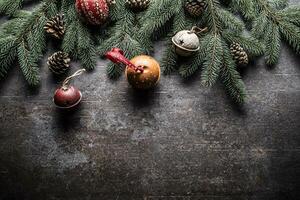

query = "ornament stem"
[
  {"left": 105, "top": 48, "right": 144, "bottom": 73},
  {"left": 62, "top": 69, "right": 86, "bottom": 89},
  {"left": 190, "top": 26, "right": 208, "bottom": 34}
]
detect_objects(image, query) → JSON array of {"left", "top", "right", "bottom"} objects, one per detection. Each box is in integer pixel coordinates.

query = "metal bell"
[{"left": 172, "top": 26, "right": 207, "bottom": 57}]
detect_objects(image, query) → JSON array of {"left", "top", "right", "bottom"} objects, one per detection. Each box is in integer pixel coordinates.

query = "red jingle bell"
[
  {"left": 53, "top": 69, "right": 86, "bottom": 109},
  {"left": 75, "top": 0, "right": 109, "bottom": 25}
]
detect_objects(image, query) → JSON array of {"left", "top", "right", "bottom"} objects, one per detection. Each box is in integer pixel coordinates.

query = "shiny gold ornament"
[{"left": 126, "top": 55, "right": 160, "bottom": 89}]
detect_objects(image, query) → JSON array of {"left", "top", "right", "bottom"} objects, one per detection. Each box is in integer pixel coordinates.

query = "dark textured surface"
[{"left": 0, "top": 1, "right": 300, "bottom": 200}]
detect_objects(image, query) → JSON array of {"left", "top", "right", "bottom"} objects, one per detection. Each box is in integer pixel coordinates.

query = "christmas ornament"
[
  {"left": 47, "top": 51, "right": 71, "bottom": 75},
  {"left": 185, "top": 0, "right": 207, "bottom": 17},
  {"left": 230, "top": 42, "right": 249, "bottom": 66},
  {"left": 126, "top": 0, "right": 150, "bottom": 11},
  {"left": 44, "top": 14, "right": 65, "bottom": 39},
  {"left": 172, "top": 26, "right": 207, "bottom": 57},
  {"left": 106, "top": 0, "right": 116, "bottom": 6},
  {"left": 53, "top": 69, "right": 86, "bottom": 109},
  {"left": 75, "top": 0, "right": 109, "bottom": 25},
  {"left": 105, "top": 48, "right": 160, "bottom": 89}
]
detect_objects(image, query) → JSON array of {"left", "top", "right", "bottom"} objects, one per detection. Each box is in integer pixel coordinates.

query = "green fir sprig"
[
  {"left": 0, "top": 0, "right": 23, "bottom": 16},
  {"left": 252, "top": 0, "right": 300, "bottom": 65},
  {"left": 98, "top": 0, "right": 146, "bottom": 78},
  {"left": 231, "top": 0, "right": 300, "bottom": 65},
  {"left": 156, "top": 0, "right": 263, "bottom": 103},
  {"left": 61, "top": 0, "right": 97, "bottom": 70},
  {"left": 0, "top": 0, "right": 57, "bottom": 86}
]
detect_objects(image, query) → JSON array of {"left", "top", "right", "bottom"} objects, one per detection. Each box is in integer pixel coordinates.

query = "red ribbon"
[{"left": 105, "top": 48, "right": 144, "bottom": 73}]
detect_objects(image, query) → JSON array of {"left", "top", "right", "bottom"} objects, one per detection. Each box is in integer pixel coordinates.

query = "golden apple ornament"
[{"left": 105, "top": 48, "right": 160, "bottom": 89}]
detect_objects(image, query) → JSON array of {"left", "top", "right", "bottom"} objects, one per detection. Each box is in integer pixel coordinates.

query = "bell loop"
[{"left": 189, "top": 26, "right": 208, "bottom": 34}]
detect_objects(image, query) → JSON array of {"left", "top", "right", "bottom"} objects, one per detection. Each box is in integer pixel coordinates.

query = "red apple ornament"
[
  {"left": 105, "top": 48, "right": 160, "bottom": 89},
  {"left": 53, "top": 69, "right": 86, "bottom": 109},
  {"left": 75, "top": 0, "right": 109, "bottom": 25}
]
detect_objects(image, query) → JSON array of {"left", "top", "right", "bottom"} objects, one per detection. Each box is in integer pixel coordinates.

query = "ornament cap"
[{"left": 105, "top": 48, "right": 144, "bottom": 73}]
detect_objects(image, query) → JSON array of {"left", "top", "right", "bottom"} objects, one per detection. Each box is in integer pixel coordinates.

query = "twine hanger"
[
  {"left": 62, "top": 69, "right": 86, "bottom": 89},
  {"left": 189, "top": 26, "right": 208, "bottom": 34}
]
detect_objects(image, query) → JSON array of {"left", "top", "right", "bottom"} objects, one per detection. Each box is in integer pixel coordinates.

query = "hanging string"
[
  {"left": 62, "top": 69, "right": 86, "bottom": 88},
  {"left": 190, "top": 26, "right": 208, "bottom": 34}
]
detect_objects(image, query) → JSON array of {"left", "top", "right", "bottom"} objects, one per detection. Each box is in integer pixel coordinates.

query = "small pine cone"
[
  {"left": 126, "top": 0, "right": 151, "bottom": 11},
  {"left": 230, "top": 42, "right": 249, "bottom": 66},
  {"left": 44, "top": 14, "right": 65, "bottom": 39},
  {"left": 185, "top": 0, "right": 207, "bottom": 17},
  {"left": 47, "top": 52, "right": 71, "bottom": 75},
  {"left": 106, "top": 0, "right": 116, "bottom": 6}
]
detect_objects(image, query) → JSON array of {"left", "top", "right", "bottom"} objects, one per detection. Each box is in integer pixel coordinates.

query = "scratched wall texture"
[{"left": 0, "top": 1, "right": 300, "bottom": 200}]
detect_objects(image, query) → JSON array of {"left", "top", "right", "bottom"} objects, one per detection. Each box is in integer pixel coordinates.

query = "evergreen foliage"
[
  {"left": 0, "top": 0, "right": 57, "bottom": 86},
  {"left": 0, "top": 0, "right": 299, "bottom": 103},
  {"left": 232, "top": 0, "right": 300, "bottom": 66},
  {"left": 0, "top": 0, "right": 23, "bottom": 16},
  {"left": 98, "top": 0, "right": 146, "bottom": 78},
  {"left": 146, "top": 0, "right": 263, "bottom": 103},
  {"left": 61, "top": 0, "right": 97, "bottom": 70}
]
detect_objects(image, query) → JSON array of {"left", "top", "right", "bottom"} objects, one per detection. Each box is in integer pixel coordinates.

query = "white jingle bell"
[{"left": 172, "top": 26, "right": 207, "bottom": 57}]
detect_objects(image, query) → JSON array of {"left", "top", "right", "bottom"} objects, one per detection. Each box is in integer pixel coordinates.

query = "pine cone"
[
  {"left": 126, "top": 0, "right": 150, "bottom": 11},
  {"left": 185, "top": 0, "right": 207, "bottom": 17},
  {"left": 44, "top": 14, "right": 65, "bottom": 39},
  {"left": 47, "top": 52, "right": 71, "bottom": 75},
  {"left": 230, "top": 42, "right": 249, "bottom": 66},
  {"left": 106, "top": 0, "right": 116, "bottom": 6}
]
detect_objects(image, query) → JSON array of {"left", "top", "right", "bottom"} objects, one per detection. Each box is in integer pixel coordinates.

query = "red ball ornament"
[
  {"left": 75, "top": 0, "right": 109, "bottom": 25},
  {"left": 54, "top": 86, "right": 82, "bottom": 108},
  {"left": 53, "top": 69, "right": 86, "bottom": 109}
]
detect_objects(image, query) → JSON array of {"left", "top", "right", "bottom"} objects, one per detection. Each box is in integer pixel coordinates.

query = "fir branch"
[
  {"left": 216, "top": 7, "right": 245, "bottom": 33},
  {"left": 251, "top": 15, "right": 269, "bottom": 39},
  {"left": 138, "top": 0, "right": 182, "bottom": 52},
  {"left": 159, "top": 0, "right": 250, "bottom": 102},
  {"left": 0, "top": 37, "right": 17, "bottom": 78},
  {"left": 161, "top": 41, "right": 178, "bottom": 75},
  {"left": 201, "top": 34, "right": 223, "bottom": 86},
  {"left": 99, "top": 0, "right": 145, "bottom": 78},
  {"left": 106, "top": 62, "right": 123, "bottom": 79},
  {"left": 265, "top": 22, "right": 280, "bottom": 65},
  {"left": 18, "top": 41, "right": 40, "bottom": 85},
  {"left": 77, "top": 23, "right": 97, "bottom": 70},
  {"left": 222, "top": 30, "right": 264, "bottom": 57},
  {"left": 0, "top": 0, "right": 23, "bottom": 16},
  {"left": 0, "top": 0, "right": 57, "bottom": 86},
  {"left": 140, "top": 0, "right": 182, "bottom": 34},
  {"left": 220, "top": 42, "right": 246, "bottom": 104},
  {"left": 228, "top": 0, "right": 255, "bottom": 19},
  {"left": 161, "top": 5, "right": 195, "bottom": 75},
  {"left": 179, "top": 34, "right": 211, "bottom": 78},
  {"left": 279, "top": 6, "right": 300, "bottom": 26},
  {"left": 179, "top": 51, "right": 203, "bottom": 78},
  {"left": 62, "top": 0, "right": 97, "bottom": 70},
  {"left": 268, "top": 0, "right": 288, "bottom": 10},
  {"left": 279, "top": 21, "right": 300, "bottom": 54},
  {"left": 203, "top": 0, "right": 222, "bottom": 33},
  {"left": 249, "top": 0, "right": 300, "bottom": 65}
]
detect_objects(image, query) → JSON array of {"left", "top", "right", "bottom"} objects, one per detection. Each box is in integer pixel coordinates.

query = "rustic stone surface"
[{"left": 0, "top": 1, "right": 300, "bottom": 200}]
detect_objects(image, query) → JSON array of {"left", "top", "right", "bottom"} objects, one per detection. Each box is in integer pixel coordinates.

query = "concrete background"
[{"left": 0, "top": 0, "right": 299, "bottom": 199}]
